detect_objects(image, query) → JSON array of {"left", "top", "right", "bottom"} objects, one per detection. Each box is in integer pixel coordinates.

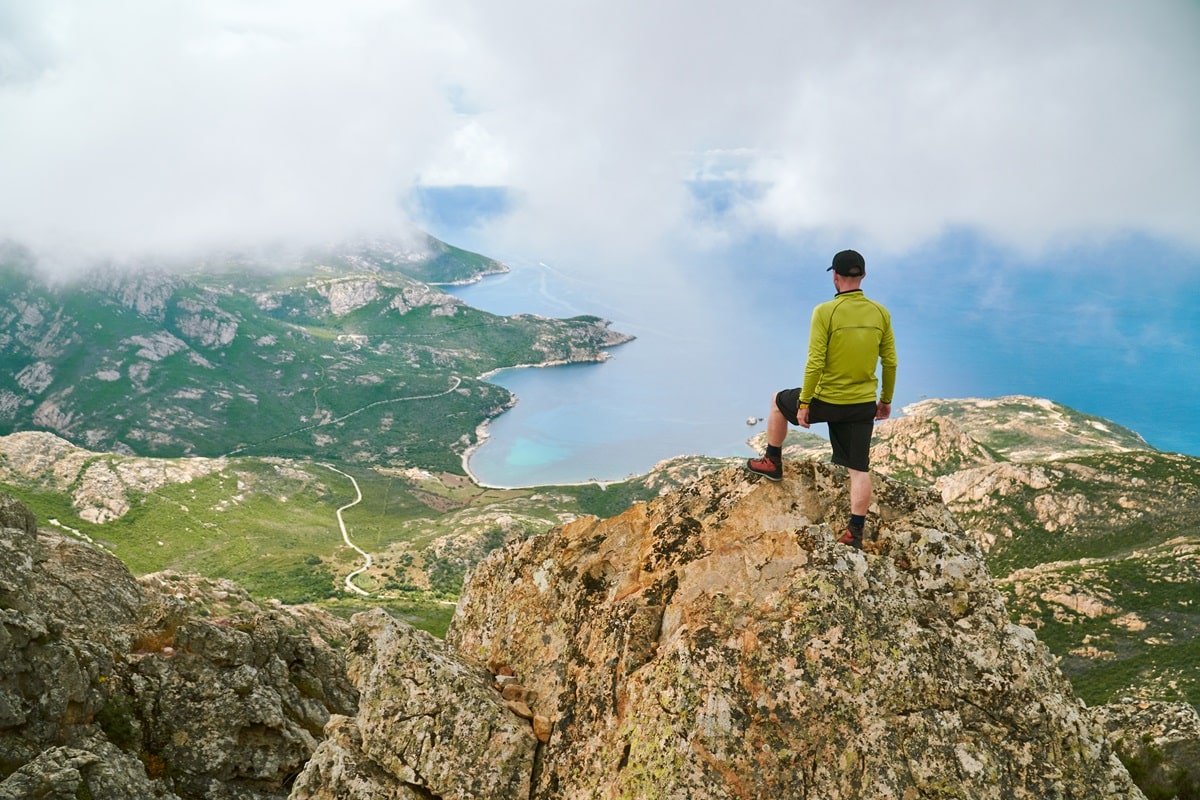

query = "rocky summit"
[{"left": 296, "top": 461, "right": 1144, "bottom": 800}]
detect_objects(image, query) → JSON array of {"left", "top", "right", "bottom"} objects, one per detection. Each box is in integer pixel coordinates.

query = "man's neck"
[{"left": 834, "top": 275, "right": 864, "bottom": 292}]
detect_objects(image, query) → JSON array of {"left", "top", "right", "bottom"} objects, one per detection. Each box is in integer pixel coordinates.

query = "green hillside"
[
  {"left": 0, "top": 431, "right": 728, "bottom": 636},
  {"left": 1, "top": 237, "right": 631, "bottom": 472}
]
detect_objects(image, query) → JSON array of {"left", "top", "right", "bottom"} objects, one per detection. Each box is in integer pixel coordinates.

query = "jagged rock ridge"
[{"left": 297, "top": 462, "right": 1144, "bottom": 799}]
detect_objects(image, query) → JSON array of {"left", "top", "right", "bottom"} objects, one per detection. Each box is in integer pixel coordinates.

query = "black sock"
[
  {"left": 766, "top": 444, "right": 782, "bottom": 462},
  {"left": 849, "top": 514, "right": 865, "bottom": 531}
]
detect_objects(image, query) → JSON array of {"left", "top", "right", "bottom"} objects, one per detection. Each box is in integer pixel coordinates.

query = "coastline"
[
  {"left": 430, "top": 263, "right": 510, "bottom": 288},
  {"left": 460, "top": 399, "right": 512, "bottom": 488},
  {"left": 462, "top": 352, "right": 622, "bottom": 489},
  {"left": 461, "top": 413, "right": 615, "bottom": 490},
  {"left": 475, "top": 349, "right": 615, "bottom": 382}
]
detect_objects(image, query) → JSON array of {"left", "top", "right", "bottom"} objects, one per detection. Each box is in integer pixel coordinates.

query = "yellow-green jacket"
[{"left": 800, "top": 289, "right": 897, "bottom": 406}]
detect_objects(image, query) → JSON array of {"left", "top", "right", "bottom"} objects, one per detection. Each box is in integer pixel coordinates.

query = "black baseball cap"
[{"left": 827, "top": 249, "right": 865, "bottom": 277}]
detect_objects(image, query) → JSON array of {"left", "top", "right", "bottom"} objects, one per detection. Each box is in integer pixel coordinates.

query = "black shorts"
[{"left": 775, "top": 389, "right": 877, "bottom": 472}]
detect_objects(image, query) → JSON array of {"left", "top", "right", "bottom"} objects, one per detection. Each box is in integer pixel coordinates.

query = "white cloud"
[
  {"left": 0, "top": 0, "right": 467, "bottom": 266},
  {"left": 418, "top": 119, "right": 512, "bottom": 186},
  {"left": 1, "top": 0, "right": 1197, "bottom": 272}
]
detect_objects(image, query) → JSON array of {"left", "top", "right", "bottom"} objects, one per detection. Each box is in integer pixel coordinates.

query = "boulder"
[
  {"left": 293, "top": 608, "right": 537, "bottom": 800},
  {"left": 1094, "top": 701, "right": 1200, "bottom": 800}
]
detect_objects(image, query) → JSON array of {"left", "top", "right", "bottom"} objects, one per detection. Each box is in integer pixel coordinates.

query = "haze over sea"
[{"left": 446, "top": 229, "right": 1200, "bottom": 488}]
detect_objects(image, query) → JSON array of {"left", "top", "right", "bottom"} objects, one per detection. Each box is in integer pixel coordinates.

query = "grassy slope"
[
  {"left": 998, "top": 540, "right": 1200, "bottom": 707},
  {"left": 868, "top": 398, "right": 1200, "bottom": 707}
]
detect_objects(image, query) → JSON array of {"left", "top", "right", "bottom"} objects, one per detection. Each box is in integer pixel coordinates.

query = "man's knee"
[{"left": 773, "top": 390, "right": 800, "bottom": 426}]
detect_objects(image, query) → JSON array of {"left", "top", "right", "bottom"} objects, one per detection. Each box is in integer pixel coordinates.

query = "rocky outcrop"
[
  {"left": 1095, "top": 701, "right": 1200, "bottom": 800},
  {"left": 299, "top": 274, "right": 467, "bottom": 319},
  {"left": 891, "top": 396, "right": 1149, "bottom": 462},
  {"left": 300, "top": 462, "right": 1144, "bottom": 799},
  {"left": 0, "top": 431, "right": 229, "bottom": 524},
  {"left": 175, "top": 297, "right": 239, "bottom": 348},
  {"left": 869, "top": 412, "right": 998, "bottom": 483},
  {"left": 84, "top": 268, "right": 180, "bottom": 321},
  {"left": 0, "top": 493, "right": 356, "bottom": 800},
  {"left": 933, "top": 450, "right": 1200, "bottom": 554},
  {"left": 292, "top": 609, "right": 538, "bottom": 800},
  {"left": 314, "top": 278, "right": 382, "bottom": 316}
]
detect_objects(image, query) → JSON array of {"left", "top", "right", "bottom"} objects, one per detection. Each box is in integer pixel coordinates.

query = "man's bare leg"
[
  {"left": 766, "top": 402, "right": 789, "bottom": 448},
  {"left": 849, "top": 468, "right": 871, "bottom": 516},
  {"left": 746, "top": 398, "right": 791, "bottom": 480}
]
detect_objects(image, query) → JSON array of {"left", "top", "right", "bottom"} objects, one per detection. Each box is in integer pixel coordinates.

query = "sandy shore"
[{"left": 475, "top": 351, "right": 612, "bottom": 382}]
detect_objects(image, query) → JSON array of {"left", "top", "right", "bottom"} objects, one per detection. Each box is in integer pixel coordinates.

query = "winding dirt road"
[{"left": 321, "top": 463, "right": 372, "bottom": 596}]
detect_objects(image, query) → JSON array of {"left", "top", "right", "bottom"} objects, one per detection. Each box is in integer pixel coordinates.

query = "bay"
[{"left": 450, "top": 261, "right": 766, "bottom": 486}]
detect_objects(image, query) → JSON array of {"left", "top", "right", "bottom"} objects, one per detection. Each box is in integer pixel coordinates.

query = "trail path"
[
  {"left": 321, "top": 463, "right": 371, "bottom": 596},
  {"left": 225, "top": 376, "right": 463, "bottom": 457}
]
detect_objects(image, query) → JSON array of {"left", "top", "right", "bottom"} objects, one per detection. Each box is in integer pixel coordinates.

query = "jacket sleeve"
[
  {"left": 800, "top": 305, "right": 828, "bottom": 403},
  {"left": 879, "top": 311, "right": 898, "bottom": 402}
]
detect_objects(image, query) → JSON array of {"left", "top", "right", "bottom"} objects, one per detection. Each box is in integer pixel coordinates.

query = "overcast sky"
[{"left": 1, "top": 0, "right": 1198, "bottom": 272}]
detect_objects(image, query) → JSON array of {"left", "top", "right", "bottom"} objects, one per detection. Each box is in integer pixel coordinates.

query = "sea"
[
  {"left": 450, "top": 259, "right": 771, "bottom": 486},
  {"left": 443, "top": 235, "right": 1200, "bottom": 488}
]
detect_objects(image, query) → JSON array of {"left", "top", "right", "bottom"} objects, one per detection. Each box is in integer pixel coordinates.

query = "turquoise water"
[
  {"left": 455, "top": 262, "right": 766, "bottom": 486},
  {"left": 449, "top": 240, "right": 1200, "bottom": 487}
]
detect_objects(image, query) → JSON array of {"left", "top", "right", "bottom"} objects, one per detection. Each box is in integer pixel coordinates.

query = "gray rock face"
[
  {"left": 293, "top": 608, "right": 537, "bottom": 800},
  {"left": 0, "top": 493, "right": 357, "bottom": 800},
  {"left": 299, "top": 462, "right": 1147, "bottom": 799},
  {"left": 0, "top": 736, "right": 176, "bottom": 800},
  {"left": 0, "top": 431, "right": 228, "bottom": 524}
]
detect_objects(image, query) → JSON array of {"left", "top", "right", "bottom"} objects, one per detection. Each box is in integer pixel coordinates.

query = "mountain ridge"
[{"left": 2, "top": 394, "right": 1199, "bottom": 797}]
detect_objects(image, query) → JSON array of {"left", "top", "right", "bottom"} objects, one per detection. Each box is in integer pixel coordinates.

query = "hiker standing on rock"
[{"left": 747, "top": 249, "right": 897, "bottom": 550}]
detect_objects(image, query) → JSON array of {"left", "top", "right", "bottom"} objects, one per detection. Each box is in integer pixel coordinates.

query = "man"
[{"left": 746, "top": 249, "right": 897, "bottom": 550}]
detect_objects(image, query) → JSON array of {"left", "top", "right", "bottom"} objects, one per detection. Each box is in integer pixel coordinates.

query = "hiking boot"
[
  {"left": 837, "top": 524, "right": 864, "bottom": 550},
  {"left": 746, "top": 455, "right": 782, "bottom": 481}
]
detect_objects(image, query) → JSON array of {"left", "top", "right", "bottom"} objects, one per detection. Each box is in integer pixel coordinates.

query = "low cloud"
[{"left": 1, "top": 0, "right": 1197, "bottom": 275}]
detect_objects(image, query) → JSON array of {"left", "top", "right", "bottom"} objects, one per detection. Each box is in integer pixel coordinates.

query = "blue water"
[
  {"left": 445, "top": 235, "right": 1200, "bottom": 487},
  {"left": 452, "top": 261, "right": 769, "bottom": 486}
]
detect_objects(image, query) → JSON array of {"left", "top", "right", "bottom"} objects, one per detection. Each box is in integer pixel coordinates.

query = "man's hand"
[
  {"left": 875, "top": 401, "right": 892, "bottom": 421},
  {"left": 797, "top": 407, "right": 811, "bottom": 428}
]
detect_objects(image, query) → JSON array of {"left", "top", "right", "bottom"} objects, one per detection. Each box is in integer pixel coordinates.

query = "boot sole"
[{"left": 745, "top": 465, "right": 782, "bottom": 482}]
